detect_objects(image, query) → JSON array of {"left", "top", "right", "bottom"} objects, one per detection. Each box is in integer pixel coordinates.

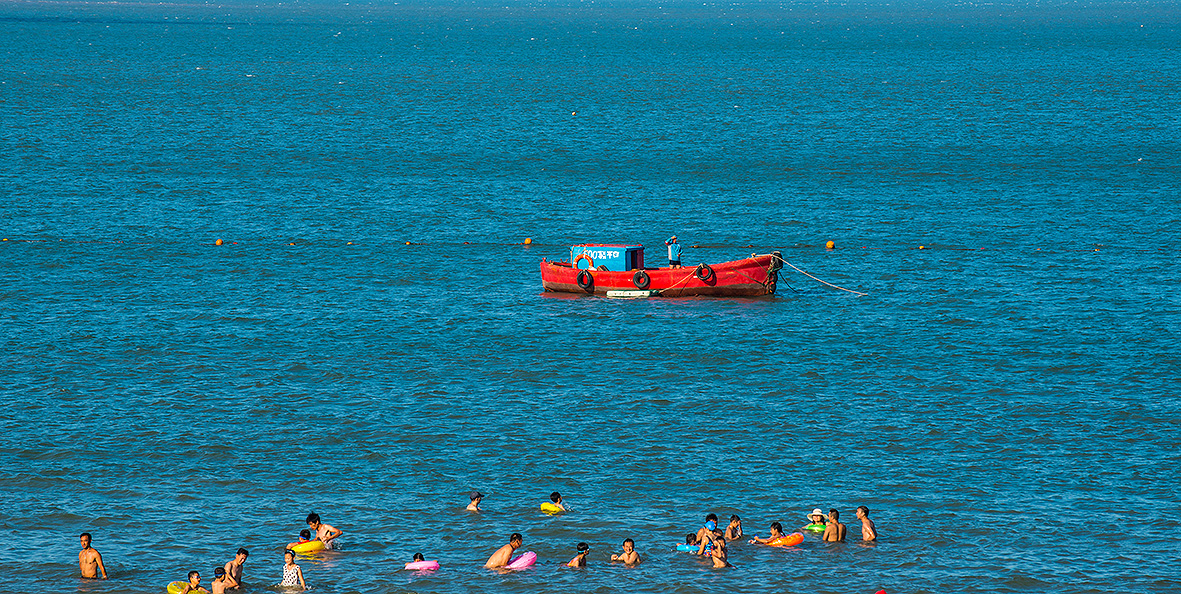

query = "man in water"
[
  {"left": 78, "top": 532, "right": 107, "bottom": 579},
  {"left": 222, "top": 548, "right": 248, "bottom": 588},
  {"left": 666, "top": 235, "right": 683, "bottom": 268},
  {"left": 823, "top": 509, "right": 847, "bottom": 542},
  {"left": 467, "top": 491, "right": 483, "bottom": 512},
  {"left": 485, "top": 533, "right": 523, "bottom": 568},
  {"left": 306, "top": 512, "right": 344, "bottom": 549},
  {"left": 857, "top": 505, "right": 878, "bottom": 542}
]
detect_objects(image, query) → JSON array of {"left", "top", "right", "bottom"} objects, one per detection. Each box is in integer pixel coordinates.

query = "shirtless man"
[
  {"left": 467, "top": 491, "right": 483, "bottom": 512},
  {"left": 566, "top": 542, "right": 590, "bottom": 567},
  {"left": 823, "top": 509, "right": 847, "bottom": 542},
  {"left": 857, "top": 505, "right": 878, "bottom": 542},
  {"left": 611, "top": 538, "right": 641, "bottom": 565},
  {"left": 222, "top": 548, "right": 248, "bottom": 588},
  {"left": 78, "top": 532, "right": 107, "bottom": 579},
  {"left": 485, "top": 533, "right": 523, "bottom": 568},
  {"left": 306, "top": 512, "right": 344, "bottom": 549}
]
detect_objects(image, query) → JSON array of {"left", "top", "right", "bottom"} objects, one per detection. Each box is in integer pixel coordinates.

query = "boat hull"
[{"left": 540, "top": 254, "right": 779, "bottom": 297}]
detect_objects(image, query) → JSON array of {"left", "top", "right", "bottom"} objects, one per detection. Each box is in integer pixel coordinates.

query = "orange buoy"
[
  {"left": 215, "top": 238, "right": 224, "bottom": 246},
  {"left": 524, "top": 237, "right": 532, "bottom": 245},
  {"left": 825, "top": 240, "right": 835, "bottom": 250}
]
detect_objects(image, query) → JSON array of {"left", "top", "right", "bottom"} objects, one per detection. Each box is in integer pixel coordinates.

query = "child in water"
[
  {"left": 566, "top": 542, "right": 590, "bottom": 567},
  {"left": 725, "top": 515, "right": 744, "bottom": 540},
  {"left": 210, "top": 567, "right": 229, "bottom": 594},
  {"left": 279, "top": 550, "right": 306, "bottom": 590},
  {"left": 548, "top": 492, "right": 566, "bottom": 511},
  {"left": 176, "top": 570, "right": 209, "bottom": 594},
  {"left": 286, "top": 529, "right": 312, "bottom": 550},
  {"left": 710, "top": 536, "right": 732, "bottom": 568},
  {"left": 611, "top": 538, "right": 641, "bottom": 565}
]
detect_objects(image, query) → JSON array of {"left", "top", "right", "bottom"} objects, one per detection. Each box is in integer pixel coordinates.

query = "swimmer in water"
[
  {"left": 306, "top": 512, "right": 344, "bottom": 549},
  {"left": 695, "top": 513, "right": 719, "bottom": 547},
  {"left": 210, "top": 567, "right": 229, "bottom": 594},
  {"left": 177, "top": 570, "right": 209, "bottom": 594},
  {"left": 611, "top": 538, "right": 641, "bottom": 565},
  {"left": 725, "top": 515, "right": 744, "bottom": 540},
  {"left": 467, "top": 491, "right": 484, "bottom": 512},
  {"left": 222, "top": 548, "right": 247, "bottom": 589},
  {"left": 548, "top": 491, "right": 566, "bottom": 511},
  {"left": 823, "top": 509, "right": 848, "bottom": 542},
  {"left": 567, "top": 542, "right": 590, "bottom": 567},
  {"left": 677, "top": 532, "right": 699, "bottom": 551},
  {"left": 857, "top": 505, "right": 878, "bottom": 542},
  {"left": 803, "top": 508, "right": 827, "bottom": 530},
  {"left": 286, "top": 530, "right": 312, "bottom": 550},
  {"left": 710, "top": 535, "right": 732, "bottom": 568},
  {"left": 78, "top": 532, "right": 107, "bottom": 579},
  {"left": 485, "top": 533, "right": 523, "bottom": 569},
  {"left": 748, "top": 521, "right": 787, "bottom": 544},
  {"left": 279, "top": 549, "right": 306, "bottom": 590}
]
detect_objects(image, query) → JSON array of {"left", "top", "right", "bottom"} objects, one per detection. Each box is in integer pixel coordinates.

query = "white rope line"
[{"left": 777, "top": 257, "right": 868, "bottom": 296}]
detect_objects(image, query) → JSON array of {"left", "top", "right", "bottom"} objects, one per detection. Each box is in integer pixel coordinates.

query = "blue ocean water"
[{"left": 2, "top": 1, "right": 1179, "bottom": 593}]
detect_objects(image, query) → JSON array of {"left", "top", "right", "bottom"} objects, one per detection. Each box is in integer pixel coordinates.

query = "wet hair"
[
  {"left": 188, "top": 571, "right": 199, "bottom": 580},
  {"left": 685, "top": 533, "right": 697, "bottom": 545},
  {"left": 857, "top": 505, "right": 870, "bottom": 516},
  {"left": 306, "top": 512, "right": 321, "bottom": 524},
  {"left": 711, "top": 529, "right": 724, "bottom": 539},
  {"left": 413, "top": 552, "right": 425, "bottom": 562},
  {"left": 236, "top": 548, "right": 249, "bottom": 557},
  {"left": 623, "top": 538, "right": 635, "bottom": 546},
  {"left": 284, "top": 549, "right": 295, "bottom": 559},
  {"left": 214, "top": 567, "right": 226, "bottom": 577},
  {"left": 770, "top": 521, "right": 783, "bottom": 532},
  {"left": 830, "top": 509, "right": 840, "bottom": 520},
  {"left": 80, "top": 532, "right": 92, "bottom": 540},
  {"left": 300, "top": 529, "right": 311, "bottom": 539},
  {"left": 550, "top": 492, "right": 562, "bottom": 503},
  {"left": 729, "top": 515, "right": 740, "bottom": 523},
  {"left": 706, "top": 513, "right": 718, "bottom": 522},
  {"left": 576, "top": 542, "right": 589, "bottom": 553},
  {"left": 510, "top": 533, "right": 523, "bottom": 543}
]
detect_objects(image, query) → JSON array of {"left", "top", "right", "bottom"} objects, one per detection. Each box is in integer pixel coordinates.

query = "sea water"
[{"left": 1, "top": 1, "right": 1179, "bottom": 593}]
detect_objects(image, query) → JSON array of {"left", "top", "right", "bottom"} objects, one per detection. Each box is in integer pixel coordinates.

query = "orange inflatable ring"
[
  {"left": 768, "top": 532, "right": 804, "bottom": 547},
  {"left": 573, "top": 253, "right": 595, "bottom": 270}
]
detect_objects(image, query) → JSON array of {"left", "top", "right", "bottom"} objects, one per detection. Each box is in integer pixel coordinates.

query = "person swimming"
[{"left": 748, "top": 521, "right": 787, "bottom": 544}]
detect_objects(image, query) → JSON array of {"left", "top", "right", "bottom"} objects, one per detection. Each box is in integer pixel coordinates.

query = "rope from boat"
[{"left": 773, "top": 254, "right": 867, "bottom": 296}]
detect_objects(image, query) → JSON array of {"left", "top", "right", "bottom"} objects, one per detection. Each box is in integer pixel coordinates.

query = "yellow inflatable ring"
[
  {"left": 290, "top": 540, "right": 327, "bottom": 553},
  {"left": 540, "top": 502, "right": 563, "bottom": 513}
]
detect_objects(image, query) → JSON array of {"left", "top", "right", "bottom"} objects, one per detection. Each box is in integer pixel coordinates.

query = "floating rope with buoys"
[{"left": 771, "top": 253, "right": 867, "bottom": 296}]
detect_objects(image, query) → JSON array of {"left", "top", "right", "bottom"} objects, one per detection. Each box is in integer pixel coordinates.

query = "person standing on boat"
[{"left": 666, "top": 235, "right": 683, "bottom": 268}]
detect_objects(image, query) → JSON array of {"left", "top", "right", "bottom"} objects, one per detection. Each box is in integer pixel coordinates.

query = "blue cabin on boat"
[{"left": 570, "top": 244, "right": 644, "bottom": 271}]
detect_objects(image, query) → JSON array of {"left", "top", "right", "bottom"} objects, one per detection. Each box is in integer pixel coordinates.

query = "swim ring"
[
  {"left": 675, "top": 543, "right": 698, "bottom": 552},
  {"left": 404, "top": 560, "right": 440, "bottom": 571},
  {"left": 290, "top": 540, "right": 327, "bottom": 553},
  {"left": 506, "top": 551, "right": 537, "bottom": 570},
  {"left": 768, "top": 533, "right": 804, "bottom": 547},
  {"left": 540, "top": 502, "right": 563, "bottom": 513},
  {"left": 166, "top": 581, "right": 187, "bottom": 594},
  {"left": 804, "top": 523, "right": 827, "bottom": 532}
]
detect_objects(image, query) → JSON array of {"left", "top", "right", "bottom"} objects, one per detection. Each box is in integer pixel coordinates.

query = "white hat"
[{"left": 811, "top": 508, "right": 824, "bottom": 516}]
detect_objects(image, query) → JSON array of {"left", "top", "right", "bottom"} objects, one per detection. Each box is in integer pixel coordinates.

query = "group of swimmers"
[{"left": 76, "top": 493, "right": 879, "bottom": 590}]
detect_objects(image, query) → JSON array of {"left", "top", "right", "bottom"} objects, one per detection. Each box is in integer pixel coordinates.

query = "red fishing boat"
[{"left": 540, "top": 244, "right": 783, "bottom": 297}]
